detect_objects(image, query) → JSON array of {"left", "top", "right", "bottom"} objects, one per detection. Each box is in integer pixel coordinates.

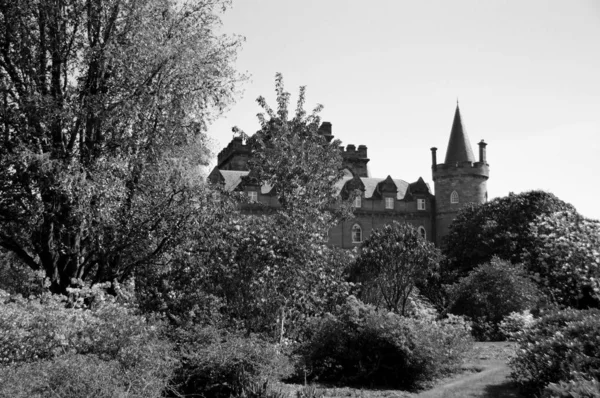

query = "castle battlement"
[
  {"left": 339, "top": 144, "right": 368, "bottom": 158},
  {"left": 432, "top": 162, "right": 489, "bottom": 180}
]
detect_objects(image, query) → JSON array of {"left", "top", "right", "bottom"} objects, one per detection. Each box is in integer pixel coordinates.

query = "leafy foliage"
[
  {"left": 138, "top": 210, "right": 356, "bottom": 339},
  {"left": 350, "top": 221, "right": 441, "bottom": 315},
  {"left": 509, "top": 308, "right": 600, "bottom": 396},
  {"left": 169, "top": 325, "right": 293, "bottom": 398},
  {"left": 138, "top": 74, "right": 357, "bottom": 339},
  {"left": 240, "top": 73, "right": 352, "bottom": 222},
  {"left": 443, "top": 191, "right": 575, "bottom": 282},
  {"left": 0, "top": 0, "right": 243, "bottom": 293},
  {"left": 0, "top": 291, "right": 175, "bottom": 397},
  {"left": 526, "top": 210, "right": 600, "bottom": 309},
  {"left": 446, "top": 257, "right": 540, "bottom": 341},
  {"left": 498, "top": 310, "right": 535, "bottom": 341},
  {"left": 297, "top": 296, "right": 473, "bottom": 390},
  {"left": 542, "top": 375, "right": 600, "bottom": 398}
]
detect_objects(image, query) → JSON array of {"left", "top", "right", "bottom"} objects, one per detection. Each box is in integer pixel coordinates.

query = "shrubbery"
[
  {"left": 498, "top": 310, "right": 535, "bottom": 341},
  {"left": 169, "top": 325, "right": 294, "bottom": 398},
  {"left": 297, "top": 296, "right": 473, "bottom": 390},
  {"left": 446, "top": 256, "right": 540, "bottom": 341},
  {"left": 0, "top": 291, "right": 175, "bottom": 398},
  {"left": 542, "top": 375, "right": 600, "bottom": 398},
  {"left": 509, "top": 308, "right": 600, "bottom": 396}
]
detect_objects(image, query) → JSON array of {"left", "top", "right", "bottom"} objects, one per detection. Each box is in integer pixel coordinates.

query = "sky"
[{"left": 207, "top": 0, "right": 600, "bottom": 220}]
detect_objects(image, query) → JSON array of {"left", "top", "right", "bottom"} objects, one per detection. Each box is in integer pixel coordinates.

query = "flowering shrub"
[
  {"left": 527, "top": 211, "right": 600, "bottom": 309},
  {"left": 0, "top": 292, "right": 175, "bottom": 397},
  {"left": 0, "top": 354, "right": 124, "bottom": 398},
  {"left": 509, "top": 308, "right": 600, "bottom": 396},
  {"left": 542, "top": 374, "right": 600, "bottom": 398},
  {"left": 170, "top": 325, "right": 294, "bottom": 398},
  {"left": 297, "top": 296, "right": 472, "bottom": 390},
  {"left": 499, "top": 310, "right": 535, "bottom": 341}
]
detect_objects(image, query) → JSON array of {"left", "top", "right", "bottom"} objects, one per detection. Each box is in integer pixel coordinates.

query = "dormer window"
[
  {"left": 451, "top": 191, "right": 459, "bottom": 204},
  {"left": 353, "top": 196, "right": 362, "bottom": 208},
  {"left": 385, "top": 197, "right": 394, "bottom": 209},
  {"left": 248, "top": 191, "right": 258, "bottom": 202},
  {"left": 417, "top": 198, "right": 426, "bottom": 210},
  {"left": 352, "top": 224, "right": 362, "bottom": 243}
]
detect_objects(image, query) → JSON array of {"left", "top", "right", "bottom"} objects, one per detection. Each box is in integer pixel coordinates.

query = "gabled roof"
[
  {"left": 213, "top": 167, "right": 412, "bottom": 201},
  {"left": 211, "top": 169, "right": 273, "bottom": 194},
  {"left": 444, "top": 104, "right": 476, "bottom": 164},
  {"left": 356, "top": 177, "right": 409, "bottom": 200},
  {"left": 409, "top": 177, "right": 431, "bottom": 195}
]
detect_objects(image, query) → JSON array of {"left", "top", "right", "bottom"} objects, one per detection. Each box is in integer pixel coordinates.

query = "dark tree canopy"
[
  {"left": 443, "top": 190, "right": 575, "bottom": 282},
  {"left": 447, "top": 256, "right": 540, "bottom": 339},
  {"left": 0, "top": 0, "right": 243, "bottom": 293}
]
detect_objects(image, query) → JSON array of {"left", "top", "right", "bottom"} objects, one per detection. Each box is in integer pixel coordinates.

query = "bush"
[
  {"left": 499, "top": 310, "right": 535, "bottom": 341},
  {"left": 170, "top": 325, "right": 294, "bottom": 398},
  {"left": 297, "top": 296, "right": 472, "bottom": 390},
  {"left": 509, "top": 308, "right": 600, "bottom": 396},
  {"left": 446, "top": 256, "right": 540, "bottom": 341},
  {"left": 0, "top": 354, "right": 124, "bottom": 398},
  {"left": 542, "top": 375, "right": 600, "bottom": 398},
  {"left": 0, "top": 292, "right": 175, "bottom": 397}
]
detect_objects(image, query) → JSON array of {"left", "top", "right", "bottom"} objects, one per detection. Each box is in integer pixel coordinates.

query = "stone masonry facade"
[{"left": 208, "top": 104, "right": 489, "bottom": 248}]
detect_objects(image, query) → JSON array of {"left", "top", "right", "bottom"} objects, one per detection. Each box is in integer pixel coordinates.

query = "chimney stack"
[
  {"left": 478, "top": 140, "right": 487, "bottom": 164},
  {"left": 431, "top": 147, "right": 438, "bottom": 170}
]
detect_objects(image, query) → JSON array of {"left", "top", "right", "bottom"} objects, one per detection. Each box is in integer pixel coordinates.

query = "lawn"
[{"left": 276, "top": 342, "right": 521, "bottom": 398}]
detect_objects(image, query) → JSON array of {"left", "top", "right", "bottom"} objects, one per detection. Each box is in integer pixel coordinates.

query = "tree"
[
  {"left": 0, "top": 0, "right": 243, "bottom": 293},
  {"left": 350, "top": 221, "right": 441, "bottom": 316},
  {"left": 527, "top": 210, "right": 600, "bottom": 308},
  {"left": 443, "top": 190, "right": 575, "bottom": 283},
  {"left": 446, "top": 256, "right": 540, "bottom": 340},
  {"left": 138, "top": 75, "right": 357, "bottom": 339},
  {"left": 236, "top": 72, "right": 354, "bottom": 230}
]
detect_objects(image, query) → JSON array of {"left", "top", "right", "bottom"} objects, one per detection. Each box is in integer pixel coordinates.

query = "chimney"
[
  {"left": 478, "top": 140, "right": 487, "bottom": 164},
  {"left": 431, "top": 147, "right": 438, "bottom": 170}
]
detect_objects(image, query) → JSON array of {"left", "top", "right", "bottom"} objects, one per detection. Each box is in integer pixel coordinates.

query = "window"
[
  {"left": 351, "top": 224, "right": 362, "bottom": 243},
  {"left": 451, "top": 191, "right": 459, "bottom": 204},
  {"left": 417, "top": 198, "right": 426, "bottom": 210},
  {"left": 324, "top": 229, "right": 329, "bottom": 243},
  {"left": 248, "top": 191, "right": 258, "bottom": 202},
  {"left": 385, "top": 197, "right": 394, "bottom": 209},
  {"left": 353, "top": 195, "right": 362, "bottom": 208},
  {"left": 418, "top": 226, "right": 426, "bottom": 240}
]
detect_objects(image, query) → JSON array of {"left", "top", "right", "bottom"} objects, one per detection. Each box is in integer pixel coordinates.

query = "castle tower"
[{"left": 431, "top": 104, "right": 489, "bottom": 246}]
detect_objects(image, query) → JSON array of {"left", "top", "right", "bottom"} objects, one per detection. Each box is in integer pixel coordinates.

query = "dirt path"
[
  {"left": 279, "top": 342, "right": 521, "bottom": 398},
  {"left": 415, "top": 342, "right": 521, "bottom": 398},
  {"left": 415, "top": 361, "right": 520, "bottom": 398}
]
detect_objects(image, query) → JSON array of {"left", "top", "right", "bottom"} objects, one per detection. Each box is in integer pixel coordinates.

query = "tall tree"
[
  {"left": 235, "top": 72, "right": 354, "bottom": 232},
  {"left": 350, "top": 221, "right": 441, "bottom": 316},
  {"left": 0, "top": 0, "right": 243, "bottom": 293}
]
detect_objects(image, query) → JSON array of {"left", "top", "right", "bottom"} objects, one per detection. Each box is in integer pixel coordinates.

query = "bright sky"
[{"left": 207, "top": 0, "right": 600, "bottom": 220}]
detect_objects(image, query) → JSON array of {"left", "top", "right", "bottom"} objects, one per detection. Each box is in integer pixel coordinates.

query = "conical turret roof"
[{"left": 444, "top": 104, "right": 476, "bottom": 164}]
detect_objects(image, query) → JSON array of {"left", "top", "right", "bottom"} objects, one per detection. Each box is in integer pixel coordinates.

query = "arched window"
[
  {"left": 450, "top": 191, "right": 459, "bottom": 204},
  {"left": 418, "top": 226, "right": 427, "bottom": 240},
  {"left": 351, "top": 224, "right": 362, "bottom": 243}
]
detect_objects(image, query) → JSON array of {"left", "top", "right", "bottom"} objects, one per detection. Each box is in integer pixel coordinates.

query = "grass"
[{"left": 276, "top": 342, "right": 521, "bottom": 398}]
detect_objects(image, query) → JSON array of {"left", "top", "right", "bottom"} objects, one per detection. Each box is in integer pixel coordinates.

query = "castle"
[{"left": 208, "top": 104, "right": 489, "bottom": 248}]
